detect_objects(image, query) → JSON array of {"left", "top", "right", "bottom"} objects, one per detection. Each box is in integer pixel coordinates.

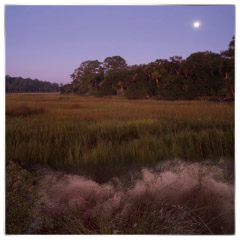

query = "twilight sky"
[{"left": 5, "top": 5, "right": 235, "bottom": 84}]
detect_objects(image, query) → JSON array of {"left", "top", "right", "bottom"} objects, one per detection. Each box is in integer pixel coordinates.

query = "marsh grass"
[
  {"left": 31, "top": 159, "right": 234, "bottom": 234},
  {"left": 5, "top": 92, "right": 234, "bottom": 234},
  {"left": 6, "top": 161, "right": 40, "bottom": 234},
  {"left": 43, "top": 200, "right": 215, "bottom": 234},
  {"left": 6, "top": 93, "right": 234, "bottom": 182},
  {"left": 6, "top": 94, "right": 234, "bottom": 234},
  {"left": 6, "top": 105, "right": 46, "bottom": 117}
]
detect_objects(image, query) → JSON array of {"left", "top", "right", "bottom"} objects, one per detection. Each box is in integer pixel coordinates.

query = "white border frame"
[{"left": 1, "top": 1, "right": 238, "bottom": 239}]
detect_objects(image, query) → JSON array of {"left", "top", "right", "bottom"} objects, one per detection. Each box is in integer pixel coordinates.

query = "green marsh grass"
[{"left": 6, "top": 93, "right": 234, "bottom": 181}]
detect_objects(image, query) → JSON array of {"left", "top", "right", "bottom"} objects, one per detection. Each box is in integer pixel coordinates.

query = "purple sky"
[{"left": 5, "top": 5, "right": 235, "bottom": 84}]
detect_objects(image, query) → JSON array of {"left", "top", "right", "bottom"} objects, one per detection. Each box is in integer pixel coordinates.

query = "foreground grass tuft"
[{"left": 6, "top": 161, "right": 40, "bottom": 234}]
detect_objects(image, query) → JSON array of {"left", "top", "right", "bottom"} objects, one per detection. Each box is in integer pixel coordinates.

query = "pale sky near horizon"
[{"left": 5, "top": 5, "right": 235, "bottom": 84}]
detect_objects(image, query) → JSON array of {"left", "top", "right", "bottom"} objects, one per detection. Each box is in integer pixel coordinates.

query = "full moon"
[{"left": 193, "top": 21, "right": 200, "bottom": 28}]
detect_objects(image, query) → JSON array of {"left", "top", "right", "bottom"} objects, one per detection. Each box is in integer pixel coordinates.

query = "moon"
[{"left": 193, "top": 21, "right": 200, "bottom": 28}]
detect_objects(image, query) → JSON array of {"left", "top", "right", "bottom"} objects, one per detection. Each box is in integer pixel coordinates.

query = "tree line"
[
  {"left": 5, "top": 76, "right": 60, "bottom": 93},
  {"left": 61, "top": 36, "right": 234, "bottom": 100}
]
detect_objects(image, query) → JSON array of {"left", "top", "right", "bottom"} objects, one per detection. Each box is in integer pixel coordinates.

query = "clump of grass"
[
  {"left": 110, "top": 200, "right": 213, "bottom": 234},
  {"left": 73, "top": 113, "right": 103, "bottom": 121},
  {"left": 70, "top": 103, "right": 83, "bottom": 109},
  {"left": 6, "top": 105, "right": 46, "bottom": 117},
  {"left": 6, "top": 161, "right": 41, "bottom": 234},
  {"left": 34, "top": 159, "right": 234, "bottom": 234},
  {"left": 39, "top": 201, "right": 217, "bottom": 234}
]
